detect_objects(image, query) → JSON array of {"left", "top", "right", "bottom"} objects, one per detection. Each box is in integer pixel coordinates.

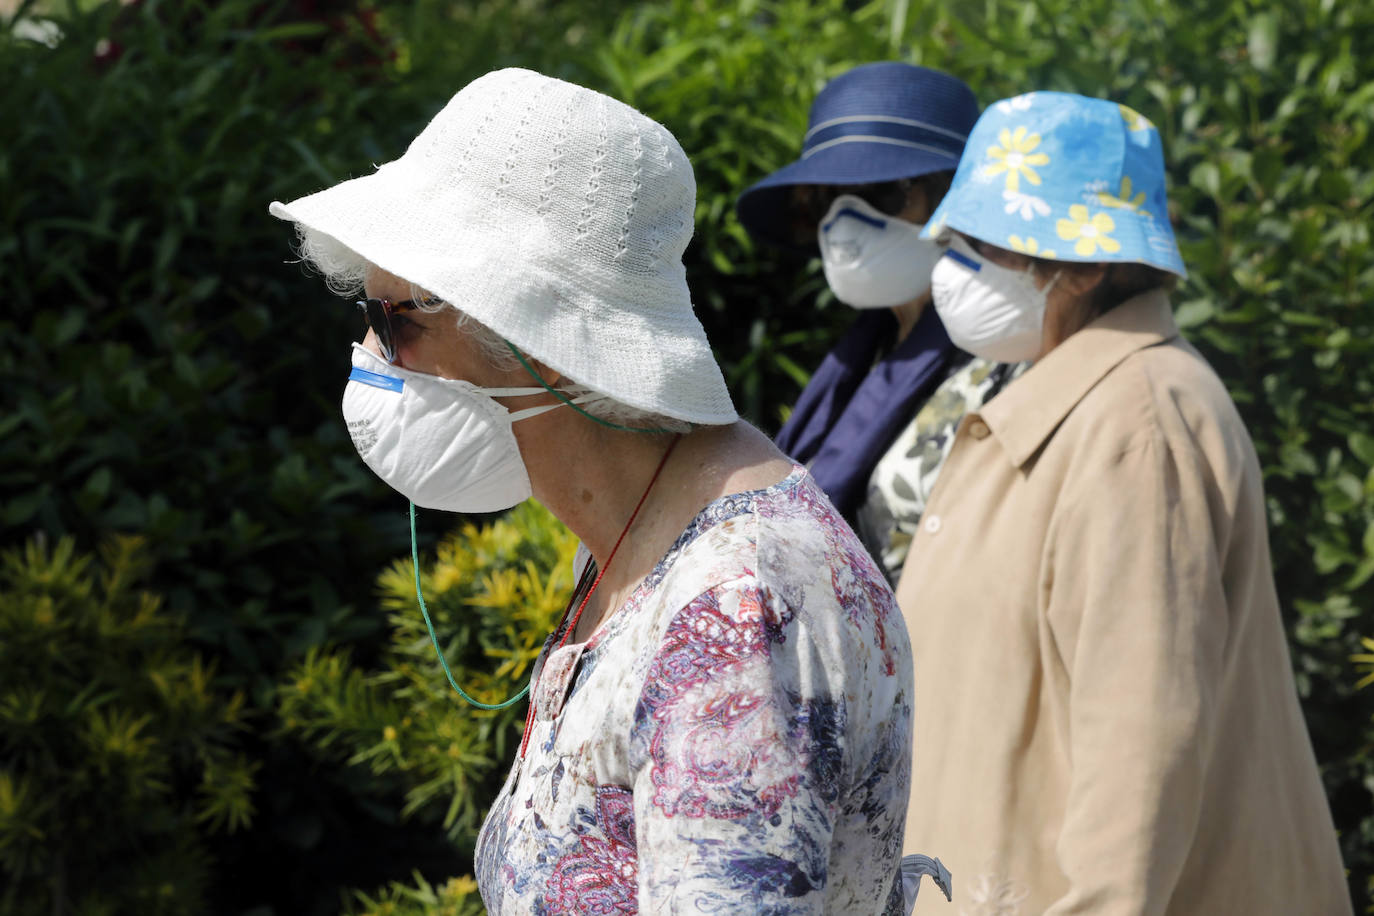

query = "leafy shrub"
[
  {"left": 0, "top": 2, "right": 422, "bottom": 908},
  {"left": 0, "top": 535, "right": 254, "bottom": 915},
  {"left": 277, "top": 501, "right": 577, "bottom": 898},
  {"left": 4, "top": 0, "right": 1371, "bottom": 910},
  {"left": 343, "top": 872, "right": 484, "bottom": 916},
  {"left": 0, "top": 0, "right": 620, "bottom": 910}
]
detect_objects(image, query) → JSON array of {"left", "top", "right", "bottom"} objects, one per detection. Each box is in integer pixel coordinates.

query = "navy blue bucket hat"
[{"left": 737, "top": 62, "right": 980, "bottom": 246}]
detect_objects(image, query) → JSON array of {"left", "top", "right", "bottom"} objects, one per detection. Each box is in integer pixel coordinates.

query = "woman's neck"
[
  {"left": 890, "top": 290, "right": 932, "bottom": 345},
  {"left": 527, "top": 426, "right": 672, "bottom": 566},
  {"left": 525, "top": 420, "right": 791, "bottom": 640},
  {"left": 1035, "top": 287, "right": 1100, "bottom": 363}
]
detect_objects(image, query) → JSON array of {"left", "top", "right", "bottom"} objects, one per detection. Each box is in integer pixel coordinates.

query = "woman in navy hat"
[{"left": 737, "top": 62, "right": 1018, "bottom": 585}]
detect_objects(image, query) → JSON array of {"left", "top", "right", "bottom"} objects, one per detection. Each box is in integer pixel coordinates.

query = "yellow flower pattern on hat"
[
  {"left": 1096, "top": 177, "right": 1151, "bottom": 216},
  {"left": 922, "top": 92, "right": 1185, "bottom": 276},
  {"left": 1008, "top": 235, "right": 1057, "bottom": 259},
  {"left": 984, "top": 127, "right": 1050, "bottom": 192},
  {"left": 1056, "top": 205, "right": 1121, "bottom": 256},
  {"left": 1119, "top": 104, "right": 1153, "bottom": 132}
]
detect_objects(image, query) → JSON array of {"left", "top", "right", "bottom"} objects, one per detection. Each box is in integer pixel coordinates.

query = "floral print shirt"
[
  {"left": 854, "top": 357, "right": 1025, "bottom": 584},
  {"left": 475, "top": 468, "right": 913, "bottom": 914}
]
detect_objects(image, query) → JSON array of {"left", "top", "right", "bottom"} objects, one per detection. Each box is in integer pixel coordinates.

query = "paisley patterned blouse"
[
  {"left": 475, "top": 468, "right": 913, "bottom": 914},
  {"left": 854, "top": 357, "right": 1025, "bottom": 584}
]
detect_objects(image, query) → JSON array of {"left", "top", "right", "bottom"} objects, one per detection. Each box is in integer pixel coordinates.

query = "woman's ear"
[
  {"left": 898, "top": 180, "right": 935, "bottom": 225},
  {"left": 1053, "top": 261, "right": 1109, "bottom": 297},
  {"left": 523, "top": 354, "right": 565, "bottom": 389},
  {"left": 903, "top": 171, "right": 954, "bottom": 225}
]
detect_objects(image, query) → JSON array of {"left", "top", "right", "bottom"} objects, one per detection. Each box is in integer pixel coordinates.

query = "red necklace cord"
[{"left": 519, "top": 434, "right": 681, "bottom": 759}]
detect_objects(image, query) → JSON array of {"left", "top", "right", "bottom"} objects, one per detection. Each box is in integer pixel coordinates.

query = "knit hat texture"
[{"left": 271, "top": 68, "right": 738, "bottom": 425}]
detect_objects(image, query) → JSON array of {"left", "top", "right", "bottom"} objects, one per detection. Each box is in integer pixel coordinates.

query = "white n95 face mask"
[
  {"left": 341, "top": 344, "right": 599, "bottom": 513},
  {"left": 930, "top": 235, "right": 1060, "bottom": 363},
  {"left": 817, "top": 194, "right": 943, "bottom": 309}
]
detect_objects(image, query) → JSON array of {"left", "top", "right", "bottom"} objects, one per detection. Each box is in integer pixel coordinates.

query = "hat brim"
[
  {"left": 271, "top": 170, "right": 741, "bottom": 426},
  {"left": 924, "top": 187, "right": 1188, "bottom": 279},
  {"left": 737, "top": 142, "right": 962, "bottom": 248},
  {"left": 269, "top": 163, "right": 424, "bottom": 295}
]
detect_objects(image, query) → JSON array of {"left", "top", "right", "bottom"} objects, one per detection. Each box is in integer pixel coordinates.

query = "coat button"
[
  {"left": 924, "top": 514, "right": 942, "bottom": 534},
  {"left": 969, "top": 420, "right": 990, "bottom": 440}
]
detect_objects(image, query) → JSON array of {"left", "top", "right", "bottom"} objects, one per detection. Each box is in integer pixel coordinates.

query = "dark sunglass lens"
[
  {"left": 857, "top": 182, "right": 909, "bottom": 216},
  {"left": 357, "top": 298, "right": 394, "bottom": 361},
  {"left": 797, "top": 181, "right": 910, "bottom": 229}
]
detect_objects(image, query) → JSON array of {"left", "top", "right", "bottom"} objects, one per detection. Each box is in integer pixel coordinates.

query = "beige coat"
[{"left": 898, "top": 291, "right": 1350, "bottom": 915}]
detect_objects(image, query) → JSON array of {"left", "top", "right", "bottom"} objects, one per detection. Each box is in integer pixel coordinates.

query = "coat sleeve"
[{"left": 1042, "top": 432, "right": 1230, "bottom": 915}]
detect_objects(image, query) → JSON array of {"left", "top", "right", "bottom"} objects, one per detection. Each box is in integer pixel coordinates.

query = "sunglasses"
[
  {"left": 356, "top": 297, "right": 427, "bottom": 363},
  {"left": 788, "top": 179, "right": 916, "bottom": 244}
]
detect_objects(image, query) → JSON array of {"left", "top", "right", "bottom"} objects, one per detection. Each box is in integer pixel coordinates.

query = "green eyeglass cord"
[{"left": 411, "top": 501, "right": 530, "bottom": 710}]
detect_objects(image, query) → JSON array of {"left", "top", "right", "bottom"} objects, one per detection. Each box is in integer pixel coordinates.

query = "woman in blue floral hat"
[
  {"left": 737, "top": 63, "right": 1024, "bottom": 587},
  {"left": 896, "top": 91, "right": 1351, "bottom": 914}
]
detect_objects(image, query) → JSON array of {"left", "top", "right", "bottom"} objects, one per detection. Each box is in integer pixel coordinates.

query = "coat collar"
[{"left": 980, "top": 289, "right": 1179, "bottom": 468}]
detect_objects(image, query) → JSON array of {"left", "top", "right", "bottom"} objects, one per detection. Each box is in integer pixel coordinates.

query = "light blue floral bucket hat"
[{"left": 922, "top": 91, "right": 1186, "bottom": 277}]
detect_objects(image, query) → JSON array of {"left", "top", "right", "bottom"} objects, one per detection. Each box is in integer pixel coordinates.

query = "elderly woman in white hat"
[
  {"left": 897, "top": 92, "right": 1351, "bottom": 914},
  {"left": 270, "top": 69, "right": 913, "bottom": 913}
]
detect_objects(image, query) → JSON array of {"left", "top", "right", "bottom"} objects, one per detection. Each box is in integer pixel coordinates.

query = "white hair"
[{"left": 293, "top": 225, "right": 692, "bottom": 433}]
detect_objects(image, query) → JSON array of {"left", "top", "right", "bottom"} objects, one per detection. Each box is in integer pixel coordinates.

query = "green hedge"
[
  {"left": 1, "top": 3, "right": 419, "bottom": 911},
  {"left": 0, "top": 535, "right": 253, "bottom": 915},
  {"left": 2, "top": 0, "right": 1370, "bottom": 911}
]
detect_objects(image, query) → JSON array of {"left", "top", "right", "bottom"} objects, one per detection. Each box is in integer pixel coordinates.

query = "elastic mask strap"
[
  {"left": 409, "top": 501, "right": 530, "bottom": 711},
  {"left": 1039, "top": 269, "right": 1063, "bottom": 297},
  {"left": 476, "top": 385, "right": 559, "bottom": 397},
  {"left": 823, "top": 205, "right": 887, "bottom": 233},
  {"left": 506, "top": 392, "right": 605, "bottom": 424},
  {"left": 944, "top": 246, "right": 981, "bottom": 272},
  {"left": 503, "top": 340, "right": 683, "bottom": 434}
]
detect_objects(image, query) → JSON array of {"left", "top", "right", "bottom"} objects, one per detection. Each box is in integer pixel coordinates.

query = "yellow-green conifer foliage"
[
  {"left": 0, "top": 536, "right": 255, "bottom": 915},
  {"left": 278, "top": 501, "right": 577, "bottom": 911},
  {"left": 345, "top": 871, "right": 484, "bottom": 916}
]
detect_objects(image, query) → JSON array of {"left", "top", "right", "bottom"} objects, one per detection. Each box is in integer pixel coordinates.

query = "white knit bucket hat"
[{"left": 270, "top": 68, "right": 737, "bottom": 426}]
